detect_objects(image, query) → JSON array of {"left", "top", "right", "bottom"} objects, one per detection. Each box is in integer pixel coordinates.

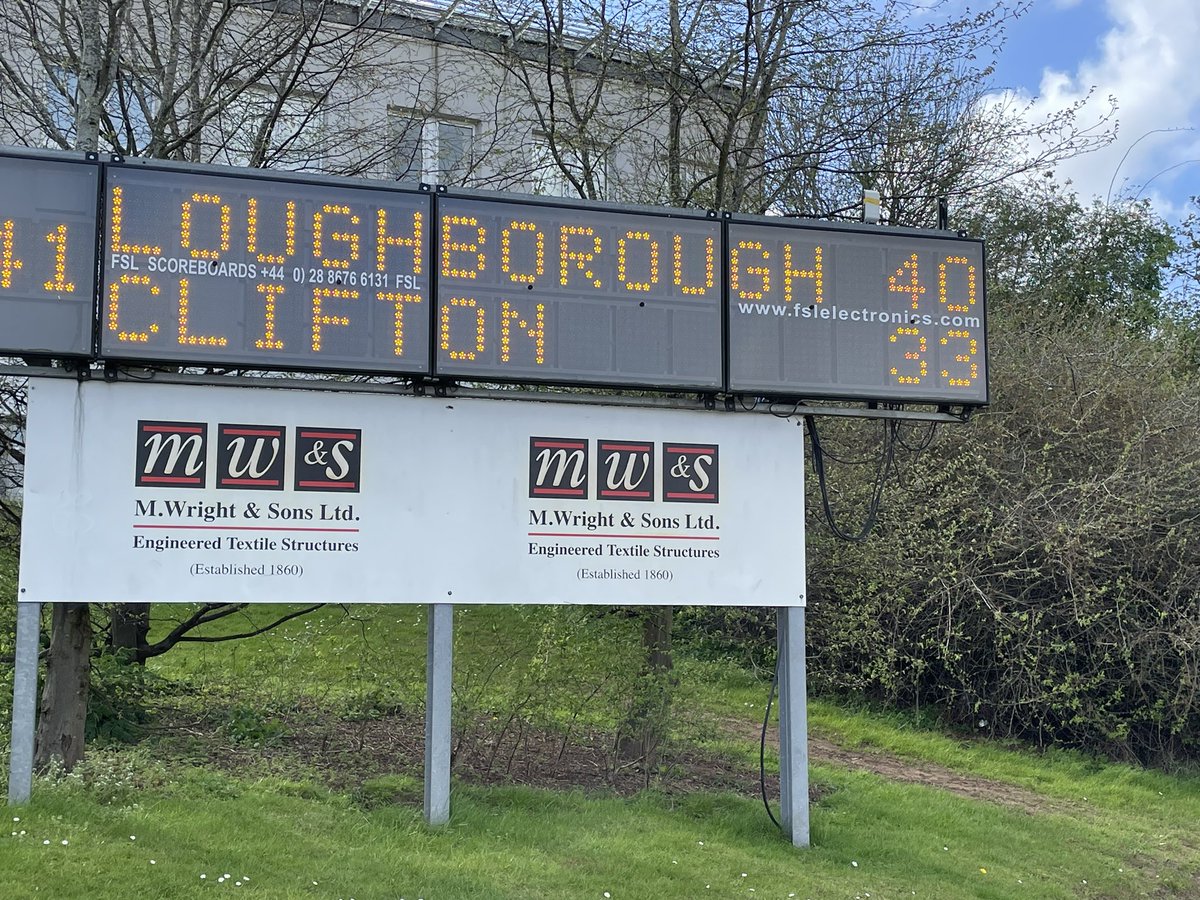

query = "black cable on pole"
[{"left": 760, "top": 658, "right": 782, "bottom": 831}]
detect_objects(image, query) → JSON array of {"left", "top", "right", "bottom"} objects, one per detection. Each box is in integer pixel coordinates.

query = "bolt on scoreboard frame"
[{"left": 0, "top": 148, "right": 987, "bottom": 407}]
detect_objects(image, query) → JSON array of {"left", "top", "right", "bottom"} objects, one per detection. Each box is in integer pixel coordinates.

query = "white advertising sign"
[{"left": 19, "top": 379, "right": 806, "bottom": 606}]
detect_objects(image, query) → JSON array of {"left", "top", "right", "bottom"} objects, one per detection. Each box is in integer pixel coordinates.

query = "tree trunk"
[
  {"left": 110, "top": 604, "right": 151, "bottom": 663},
  {"left": 617, "top": 606, "right": 674, "bottom": 767},
  {"left": 666, "top": 0, "right": 684, "bottom": 207},
  {"left": 31, "top": 0, "right": 102, "bottom": 778},
  {"left": 34, "top": 603, "right": 91, "bottom": 772}
]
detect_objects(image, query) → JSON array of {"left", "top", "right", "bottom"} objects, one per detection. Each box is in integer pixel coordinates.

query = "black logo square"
[
  {"left": 662, "top": 443, "right": 719, "bottom": 503},
  {"left": 529, "top": 437, "right": 589, "bottom": 499},
  {"left": 597, "top": 439, "right": 654, "bottom": 501},
  {"left": 135, "top": 420, "right": 208, "bottom": 488},
  {"left": 294, "top": 427, "right": 362, "bottom": 492},
  {"left": 216, "top": 424, "right": 286, "bottom": 490}
]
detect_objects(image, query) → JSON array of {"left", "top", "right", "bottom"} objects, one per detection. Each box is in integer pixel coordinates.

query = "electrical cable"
[
  {"left": 805, "top": 414, "right": 896, "bottom": 542},
  {"left": 769, "top": 399, "right": 801, "bottom": 418},
  {"left": 895, "top": 419, "right": 938, "bottom": 453},
  {"left": 759, "top": 413, "right": 936, "bottom": 829},
  {"left": 760, "top": 656, "right": 782, "bottom": 831}
]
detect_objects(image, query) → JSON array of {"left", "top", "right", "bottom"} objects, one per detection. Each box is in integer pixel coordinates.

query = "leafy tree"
[{"left": 957, "top": 177, "right": 1177, "bottom": 328}]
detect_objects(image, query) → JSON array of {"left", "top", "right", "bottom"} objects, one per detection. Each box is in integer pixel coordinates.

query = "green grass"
[
  {"left": 3, "top": 601, "right": 1200, "bottom": 898},
  {"left": 4, "top": 760, "right": 1196, "bottom": 899}
]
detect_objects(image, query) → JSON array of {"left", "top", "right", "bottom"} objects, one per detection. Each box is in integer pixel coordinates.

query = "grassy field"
[{"left": 3, "top": 602, "right": 1200, "bottom": 899}]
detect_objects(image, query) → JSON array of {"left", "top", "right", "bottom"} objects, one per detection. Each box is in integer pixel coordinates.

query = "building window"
[
  {"left": 213, "top": 89, "right": 325, "bottom": 170},
  {"left": 388, "top": 113, "right": 475, "bottom": 185},
  {"left": 530, "top": 136, "right": 608, "bottom": 200}
]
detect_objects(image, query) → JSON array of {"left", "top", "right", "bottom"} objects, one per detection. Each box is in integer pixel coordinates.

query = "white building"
[{"left": 0, "top": 0, "right": 747, "bottom": 209}]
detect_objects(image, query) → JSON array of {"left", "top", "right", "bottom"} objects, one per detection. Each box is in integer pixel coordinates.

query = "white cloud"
[{"left": 1016, "top": 0, "right": 1200, "bottom": 213}]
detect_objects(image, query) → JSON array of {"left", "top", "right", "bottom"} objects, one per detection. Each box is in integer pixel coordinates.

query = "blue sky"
[{"left": 986, "top": 0, "right": 1199, "bottom": 221}]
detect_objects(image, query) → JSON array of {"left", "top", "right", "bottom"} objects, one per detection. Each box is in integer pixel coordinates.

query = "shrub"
[{"left": 806, "top": 310, "right": 1200, "bottom": 765}]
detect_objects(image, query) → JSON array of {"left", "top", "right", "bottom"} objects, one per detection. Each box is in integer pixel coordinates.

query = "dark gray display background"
[
  {"left": 100, "top": 166, "right": 430, "bottom": 373},
  {"left": 727, "top": 220, "right": 987, "bottom": 405},
  {"left": 435, "top": 196, "right": 723, "bottom": 389},
  {"left": 0, "top": 154, "right": 98, "bottom": 356}
]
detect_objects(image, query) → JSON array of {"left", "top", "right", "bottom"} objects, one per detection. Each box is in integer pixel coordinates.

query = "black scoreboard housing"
[{"left": 0, "top": 151, "right": 990, "bottom": 407}]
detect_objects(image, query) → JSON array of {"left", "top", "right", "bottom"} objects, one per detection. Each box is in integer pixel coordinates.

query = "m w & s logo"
[
  {"left": 136, "top": 421, "right": 207, "bottom": 487},
  {"left": 528, "top": 437, "right": 589, "bottom": 499},
  {"left": 216, "top": 424, "right": 286, "bottom": 490},
  {"left": 529, "top": 437, "right": 717, "bottom": 503},
  {"left": 136, "top": 421, "right": 361, "bottom": 493},
  {"left": 597, "top": 439, "right": 654, "bottom": 501}
]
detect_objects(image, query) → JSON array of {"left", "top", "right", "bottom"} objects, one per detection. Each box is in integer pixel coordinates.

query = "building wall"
[{"left": 0, "top": 1, "right": 720, "bottom": 209}]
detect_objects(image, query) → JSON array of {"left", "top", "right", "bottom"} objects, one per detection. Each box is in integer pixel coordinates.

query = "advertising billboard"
[{"left": 19, "top": 379, "right": 807, "bottom": 606}]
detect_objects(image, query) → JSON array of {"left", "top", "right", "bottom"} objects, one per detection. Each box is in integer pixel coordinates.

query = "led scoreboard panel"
[
  {"left": 0, "top": 150, "right": 991, "bottom": 407},
  {"left": 435, "top": 195, "right": 722, "bottom": 389},
  {"left": 727, "top": 217, "right": 988, "bottom": 405},
  {"left": 0, "top": 151, "right": 99, "bottom": 357},
  {"left": 100, "top": 164, "right": 430, "bottom": 373}
]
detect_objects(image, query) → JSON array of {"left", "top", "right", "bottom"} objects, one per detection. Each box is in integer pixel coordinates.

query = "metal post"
[
  {"left": 777, "top": 606, "right": 810, "bottom": 847},
  {"left": 424, "top": 603, "right": 453, "bottom": 825},
  {"left": 8, "top": 601, "right": 41, "bottom": 805}
]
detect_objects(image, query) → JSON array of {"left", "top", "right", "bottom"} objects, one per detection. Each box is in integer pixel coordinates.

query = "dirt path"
[
  {"left": 807, "top": 736, "right": 1062, "bottom": 814},
  {"left": 158, "top": 703, "right": 1069, "bottom": 814},
  {"left": 717, "top": 715, "right": 1065, "bottom": 814}
]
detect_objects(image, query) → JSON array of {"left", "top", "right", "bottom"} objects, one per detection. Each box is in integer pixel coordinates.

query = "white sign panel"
[{"left": 19, "top": 379, "right": 806, "bottom": 606}]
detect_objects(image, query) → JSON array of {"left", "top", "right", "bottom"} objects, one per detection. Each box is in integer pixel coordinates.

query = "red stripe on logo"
[{"left": 142, "top": 425, "right": 203, "bottom": 434}]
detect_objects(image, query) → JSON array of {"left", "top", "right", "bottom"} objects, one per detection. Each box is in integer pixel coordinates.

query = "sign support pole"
[
  {"left": 777, "top": 606, "right": 810, "bottom": 847},
  {"left": 424, "top": 602, "right": 453, "bottom": 825},
  {"left": 8, "top": 601, "right": 41, "bottom": 805}
]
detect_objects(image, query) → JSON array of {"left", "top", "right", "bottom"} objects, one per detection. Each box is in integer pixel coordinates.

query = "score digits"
[
  {"left": 725, "top": 220, "right": 986, "bottom": 403},
  {"left": 0, "top": 152, "right": 98, "bottom": 358},
  {"left": 0, "top": 217, "right": 82, "bottom": 296}
]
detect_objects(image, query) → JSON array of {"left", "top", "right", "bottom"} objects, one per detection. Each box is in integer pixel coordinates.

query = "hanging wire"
[
  {"left": 894, "top": 419, "right": 939, "bottom": 453},
  {"left": 805, "top": 414, "right": 896, "bottom": 542},
  {"left": 760, "top": 657, "right": 782, "bottom": 831},
  {"left": 755, "top": 412, "right": 940, "bottom": 829}
]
